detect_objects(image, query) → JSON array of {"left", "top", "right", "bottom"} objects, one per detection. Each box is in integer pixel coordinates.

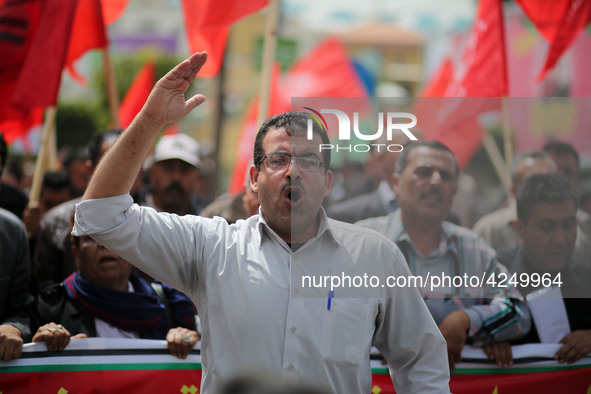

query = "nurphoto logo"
[{"left": 304, "top": 107, "right": 418, "bottom": 153}]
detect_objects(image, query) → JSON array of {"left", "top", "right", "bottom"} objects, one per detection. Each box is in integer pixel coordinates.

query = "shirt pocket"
[{"left": 320, "top": 299, "right": 376, "bottom": 366}]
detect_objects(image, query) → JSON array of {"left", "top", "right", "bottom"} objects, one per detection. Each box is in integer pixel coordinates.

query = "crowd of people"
[{"left": 1, "top": 53, "right": 590, "bottom": 393}]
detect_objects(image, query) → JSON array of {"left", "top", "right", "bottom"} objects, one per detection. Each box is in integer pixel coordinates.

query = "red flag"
[
  {"left": 183, "top": 24, "right": 230, "bottom": 78},
  {"left": 435, "top": 118, "right": 486, "bottom": 169},
  {"left": 516, "top": 0, "right": 591, "bottom": 80},
  {"left": 0, "top": 0, "right": 41, "bottom": 83},
  {"left": 0, "top": 0, "right": 41, "bottom": 135},
  {"left": 65, "top": 0, "right": 130, "bottom": 84},
  {"left": 421, "top": 58, "right": 454, "bottom": 97},
  {"left": 283, "top": 37, "right": 370, "bottom": 138},
  {"left": 283, "top": 38, "right": 368, "bottom": 98},
  {"left": 227, "top": 99, "right": 259, "bottom": 194},
  {"left": 414, "top": 97, "right": 493, "bottom": 169},
  {"left": 119, "top": 61, "right": 155, "bottom": 129},
  {"left": 0, "top": 104, "right": 43, "bottom": 144},
  {"left": 513, "top": 1, "right": 569, "bottom": 42},
  {"left": 65, "top": 0, "right": 109, "bottom": 84},
  {"left": 226, "top": 37, "right": 370, "bottom": 193},
  {"left": 0, "top": 0, "right": 77, "bottom": 117},
  {"left": 11, "top": 0, "right": 77, "bottom": 110},
  {"left": 414, "top": 1, "right": 506, "bottom": 169},
  {"left": 446, "top": 0, "right": 508, "bottom": 97},
  {"left": 101, "top": 0, "right": 130, "bottom": 25},
  {"left": 181, "top": 0, "right": 268, "bottom": 78}
]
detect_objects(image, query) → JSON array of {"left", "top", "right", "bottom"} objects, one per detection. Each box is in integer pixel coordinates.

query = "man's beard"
[{"left": 161, "top": 181, "right": 188, "bottom": 212}]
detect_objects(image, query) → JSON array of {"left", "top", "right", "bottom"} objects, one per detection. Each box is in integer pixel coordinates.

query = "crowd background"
[
  {"left": 1, "top": 0, "right": 591, "bottom": 390},
  {"left": 2, "top": 0, "right": 591, "bottom": 203}
]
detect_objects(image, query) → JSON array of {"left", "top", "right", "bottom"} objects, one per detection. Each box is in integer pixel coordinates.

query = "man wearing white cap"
[{"left": 145, "top": 134, "right": 206, "bottom": 216}]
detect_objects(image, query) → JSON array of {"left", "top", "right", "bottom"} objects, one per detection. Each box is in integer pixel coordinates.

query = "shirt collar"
[
  {"left": 315, "top": 206, "right": 339, "bottom": 242},
  {"left": 255, "top": 206, "right": 338, "bottom": 251},
  {"left": 441, "top": 221, "right": 460, "bottom": 251},
  {"left": 390, "top": 209, "right": 408, "bottom": 243},
  {"left": 377, "top": 180, "right": 396, "bottom": 206},
  {"left": 255, "top": 210, "right": 287, "bottom": 250},
  {"left": 518, "top": 245, "right": 575, "bottom": 276},
  {"left": 394, "top": 212, "right": 459, "bottom": 258}
]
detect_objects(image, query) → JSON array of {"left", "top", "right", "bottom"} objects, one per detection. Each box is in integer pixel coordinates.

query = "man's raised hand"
[
  {"left": 141, "top": 52, "right": 208, "bottom": 128},
  {"left": 81, "top": 53, "right": 208, "bottom": 201}
]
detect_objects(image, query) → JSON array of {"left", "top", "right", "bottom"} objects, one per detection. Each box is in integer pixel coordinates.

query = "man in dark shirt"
[
  {"left": 497, "top": 173, "right": 591, "bottom": 364},
  {"left": 0, "top": 133, "right": 27, "bottom": 218},
  {"left": 33, "top": 233, "right": 198, "bottom": 359},
  {"left": 0, "top": 207, "right": 33, "bottom": 360}
]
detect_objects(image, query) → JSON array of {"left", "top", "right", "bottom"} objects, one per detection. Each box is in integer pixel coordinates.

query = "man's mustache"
[
  {"left": 280, "top": 180, "right": 305, "bottom": 195},
  {"left": 164, "top": 181, "right": 187, "bottom": 196},
  {"left": 419, "top": 187, "right": 443, "bottom": 200}
]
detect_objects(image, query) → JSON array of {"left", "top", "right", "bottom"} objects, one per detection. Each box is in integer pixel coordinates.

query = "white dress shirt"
[{"left": 73, "top": 194, "right": 449, "bottom": 394}]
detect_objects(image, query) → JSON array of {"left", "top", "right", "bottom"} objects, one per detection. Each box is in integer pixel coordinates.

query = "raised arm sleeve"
[{"left": 73, "top": 194, "right": 206, "bottom": 296}]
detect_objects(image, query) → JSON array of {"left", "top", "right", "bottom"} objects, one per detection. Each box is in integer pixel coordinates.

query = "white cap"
[{"left": 152, "top": 134, "right": 200, "bottom": 168}]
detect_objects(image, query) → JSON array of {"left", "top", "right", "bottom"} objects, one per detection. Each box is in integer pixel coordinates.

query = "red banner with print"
[
  {"left": 1, "top": 340, "right": 590, "bottom": 393},
  {"left": 0, "top": 370, "right": 202, "bottom": 393}
]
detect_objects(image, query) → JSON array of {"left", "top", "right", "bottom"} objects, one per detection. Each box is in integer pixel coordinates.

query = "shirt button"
[
  {"left": 290, "top": 327, "right": 297, "bottom": 334},
  {"left": 287, "top": 364, "right": 294, "bottom": 371}
]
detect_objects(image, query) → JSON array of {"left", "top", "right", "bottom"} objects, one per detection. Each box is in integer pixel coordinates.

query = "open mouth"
[
  {"left": 99, "top": 256, "right": 118, "bottom": 264},
  {"left": 283, "top": 186, "right": 304, "bottom": 205},
  {"left": 288, "top": 189, "right": 301, "bottom": 202}
]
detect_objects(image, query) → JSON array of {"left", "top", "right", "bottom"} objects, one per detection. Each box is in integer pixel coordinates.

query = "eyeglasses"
[
  {"left": 262, "top": 152, "right": 324, "bottom": 172},
  {"left": 414, "top": 166, "right": 455, "bottom": 182}
]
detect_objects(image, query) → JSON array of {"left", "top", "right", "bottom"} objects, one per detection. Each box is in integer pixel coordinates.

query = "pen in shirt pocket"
[{"left": 327, "top": 290, "right": 334, "bottom": 311}]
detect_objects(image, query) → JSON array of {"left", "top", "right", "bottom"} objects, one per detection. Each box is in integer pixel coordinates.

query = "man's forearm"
[
  {"left": 82, "top": 52, "right": 208, "bottom": 201},
  {"left": 466, "top": 298, "right": 530, "bottom": 344}
]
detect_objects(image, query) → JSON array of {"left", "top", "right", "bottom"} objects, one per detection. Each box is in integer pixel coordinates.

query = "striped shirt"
[{"left": 357, "top": 209, "right": 531, "bottom": 346}]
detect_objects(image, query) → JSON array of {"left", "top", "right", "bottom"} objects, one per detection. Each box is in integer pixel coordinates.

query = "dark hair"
[
  {"left": 394, "top": 140, "right": 459, "bottom": 177},
  {"left": 509, "top": 150, "right": 556, "bottom": 185},
  {"left": 253, "top": 112, "right": 331, "bottom": 172},
  {"left": 543, "top": 140, "right": 580, "bottom": 169},
  {"left": 86, "top": 129, "right": 122, "bottom": 167},
  {"left": 61, "top": 146, "right": 88, "bottom": 169},
  {"left": 42, "top": 170, "right": 73, "bottom": 193},
  {"left": 516, "top": 173, "right": 577, "bottom": 223},
  {"left": 0, "top": 132, "right": 7, "bottom": 170}
]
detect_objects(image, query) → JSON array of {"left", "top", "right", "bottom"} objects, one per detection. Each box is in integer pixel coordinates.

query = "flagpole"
[
  {"left": 102, "top": 48, "right": 121, "bottom": 129},
  {"left": 501, "top": 96, "right": 513, "bottom": 168},
  {"left": 46, "top": 118, "right": 58, "bottom": 170},
  {"left": 29, "top": 106, "right": 58, "bottom": 203},
  {"left": 256, "top": 0, "right": 280, "bottom": 126},
  {"left": 482, "top": 132, "right": 511, "bottom": 196},
  {"left": 211, "top": 41, "right": 230, "bottom": 199}
]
